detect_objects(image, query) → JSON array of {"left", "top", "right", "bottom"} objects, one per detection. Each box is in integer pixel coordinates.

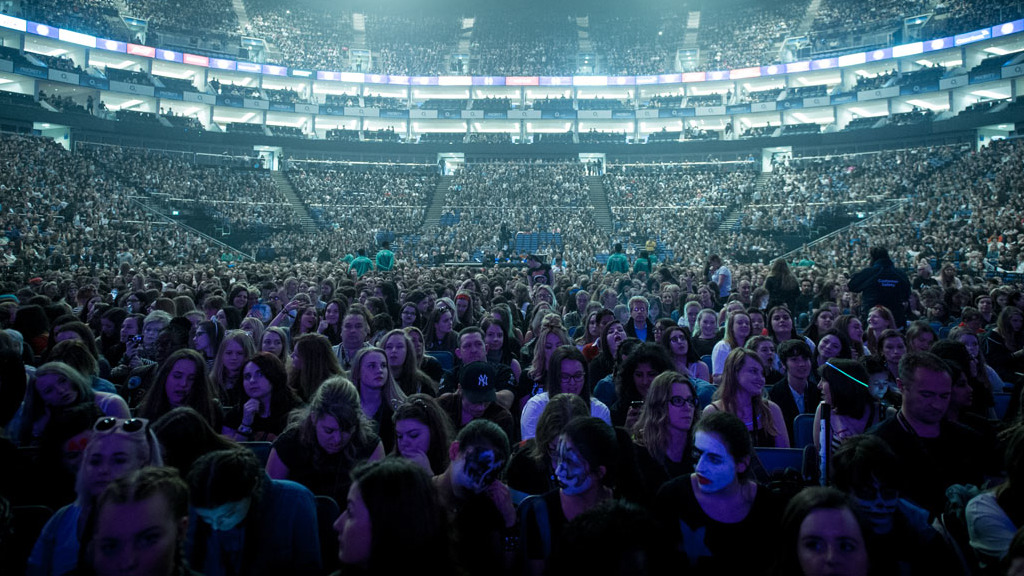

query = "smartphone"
[{"left": 252, "top": 303, "right": 271, "bottom": 323}]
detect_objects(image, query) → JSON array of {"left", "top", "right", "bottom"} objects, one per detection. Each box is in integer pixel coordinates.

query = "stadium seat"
[
  {"left": 754, "top": 447, "right": 805, "bottom": 477},
  {"left": 994, "top": 393, "right": 1011, "bottom": 420},
  {"left": 240, "top": 441, "right": 273, "bottom": 467},
  {"left": 793, "top": 413, "right": 815, "bottom": 449},
  {"left": 315, "top": 495, "right": 341, "bottom": 570},
  {"left": 700, "top": 355, "right": 713, "bottom": 375},
  {"left": 427, "top": 351, "right": 454, "bottom": 371}
]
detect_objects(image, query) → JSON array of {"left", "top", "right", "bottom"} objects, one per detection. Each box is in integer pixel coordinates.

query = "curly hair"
[{"left": 527, "top": 314, "right": 570, "bottom": 382}]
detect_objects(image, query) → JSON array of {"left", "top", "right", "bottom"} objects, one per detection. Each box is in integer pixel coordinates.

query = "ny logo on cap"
[{"left": 477, "top": 374, "right": 489, "bottom": 388}]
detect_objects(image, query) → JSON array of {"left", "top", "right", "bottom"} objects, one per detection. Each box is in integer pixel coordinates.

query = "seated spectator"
[
  {"left": 222, "top": 352, "right": 302, "bottom": 442},
  {"left": 967, "top": 426, "right": 1024, "bottom": 570},
  {"left": 90, "top": 467, "right": 194, "bottom": 576},
  {"left": 391, "top": 393, "right": 454, "bottom": 475},
  {"left": 771, "top": 487, "right": 871, "bottom": 576},
  {"left": 186, "top": 448, "right": 321, "bottom": 576},
  {"left": 267, "top": 376, "right": 383, "bottom": 504},
  {"left": 520, "top": 346, "right": 611, "bottom": 440},
  {"left": 437, "top": 361, "right": 515, "bottom": 441},
  {"left": 335, "top": 457, "right": 458, "bottom": 573},
  {"left": 28, "top": 416, "right": 162, "bottom": 576}
]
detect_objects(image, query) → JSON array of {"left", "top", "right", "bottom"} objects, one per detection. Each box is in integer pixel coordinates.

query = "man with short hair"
[
  {"left": 768, "top": 339, "right": 820, "bottom": 445},
  {"left": 606, "top": 243, "right": 629, "bottom": 274},
  {"left": 374, "top": 241, "right": 395, "bottom": 272},
  {"left": 438, "top": 327, "right": 515, "bottom": 406},
  {"left": 437, "top": 361, "right": 515, "bottom": 441},
  {"left": 708, "top": 254, "right": 731, "bottom": 299},
  {"left": 868, "top": 351, "right": 987, "bottom": 516},
  {"left": 349, "top": 249, "right": 374, "bottom": 278},
  {"left": 849, "top": 246, "right": 911, "bottom": 327},
  {"left": 624, "top": 295, "right": 653, "bottom": 342}
]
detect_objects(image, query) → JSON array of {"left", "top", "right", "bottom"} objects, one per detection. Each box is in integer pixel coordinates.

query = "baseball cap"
[{"left": 460, "top": 361, "right": 497, "bottom": 404}]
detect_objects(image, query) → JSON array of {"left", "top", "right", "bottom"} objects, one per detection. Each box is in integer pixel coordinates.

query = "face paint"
[
  {"left": 850, "top": 481, "right": 900, "bottom": 534},
  {"left": 692, "top": 431, "right": 737, "bottom": 494},
  {"left": 554, "top": 436, "right": 593, "bottom": 496},
  {"left": 453, "top": 446, "right": 503, "bottom": 494},
  {"left": 194, "top": 498, "right": 251, "bottom": 531}
]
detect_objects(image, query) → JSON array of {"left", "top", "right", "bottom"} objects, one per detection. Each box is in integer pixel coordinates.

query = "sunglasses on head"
[{"left": 94, "top": 417, "right": 148, "bottom": 434}]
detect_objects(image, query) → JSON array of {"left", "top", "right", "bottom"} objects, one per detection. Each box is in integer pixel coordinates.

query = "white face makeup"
[
  {"left": 555, "top": 436, "right": 593, "bottom": 496},
  {"left": 693, "top": 431, "right": 738, "bottom": 493}
]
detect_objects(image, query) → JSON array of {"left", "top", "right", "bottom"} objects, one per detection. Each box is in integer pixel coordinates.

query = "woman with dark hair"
[
  {"left": 137, "top": 349, "right": 220, "bottom": 427},
  {"left": 506, "top": 394, "right": 590, "bottom": 496},
  {"left": 519, "top": 416, "right": 618, "bottom": 575},
  {"left": 772, "top": 487, "right": 870, "bottom": 576},
  {"left": 267, "top": 376, "right": 384, "bottom": 504},
  {"left": 317, "top": 299, "right": 347, "bottom": 346},
  {"left": 228, "top": 284, "right": 250, "bottom": 311},
  {"left": 812, "top": 358, "right": 879, "bottom": 476},
  {"left": 815, "top": 329, "right": 848, "bottom": 371},
  {"left": 350, "top": 347, "right": 407, "bottom": 452},
  {"left": 334, "top": 457, "right": 456, "bottom": 575},
  {"left": 14, "top": 304, "right": 51, "bottom": 359},
  {"left": 192, "top": 319, "right": 223, "bottom": 370},
  {"left": 802, "top": 306, "right": 835, "bottom": 345},
  {"left": 520, "top": 345, "right": 611, "bottom": 440},
  {"left": 661, "top": 325, "right": 711, "bottom": 383},
  {"left": 587, "top": 317, "right": 627, "bottom": 391},
  {"left": 482, "top": 316, "right": 522, "bottom": 383},
  {"left": 222, "top": 352, "right": 302, "bottom": 442},
  {"left": 610, "top": 342, "right": 674, "bottom": 429},
  {"left": 423, "top": 305, "right": 457, "bottom": 354},
  {"left": 380, "top": 329, "right": 436, "bottom": 397},
  {"left": 985, "top": 306, "right": 1024, "bottom": 382},
  {"left": 152, "top": 406, "right": 241, "bottom": 478},
  {"left": 289, "top": 305, "right": 320, "bottom": 342},
  {"left": 704, "top": 348, "right": 789, "bottom": 448},
  {"left": 876, "top": 328, "right": 907, "bottom": 384},
  {"left": 97, "top": 307, "right": 128, "bottom": 367},
  {"left": 630, "top": 371, "right": 699, "bottom": 506},
  {"left": 215, "top": 306, "right": 243, "bottom": 331},
  {"left": 656, "top": 411, "right": 783, "bottom": 574},
  {"left": 288, "top": 333, "right": 343, "bottom": 403},
  {"left": 398, "top": 301, "right": 422, "bottom": 331},
  {"left": 391, "top": 393, "right": 453, "bottom": 475},
  {"left": 834, "top": 314, "right": 868, "bottom": 359},
  {"left": 763, "top": 258, "right": 800, "bottom": 311}
]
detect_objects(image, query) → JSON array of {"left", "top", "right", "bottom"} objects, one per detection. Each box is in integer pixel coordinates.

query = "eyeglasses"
[
  {"left": 632, "top": 307, "right": 648, "bottom": 313},
  {"left": 560, "top": 372, "right": 585, "bottom": 384},
  {"left": 94, "top": 417, "right": 148, "bottom": 434},
  {"left": 668, "top": 395, "right": 697, "bottom": 408}
]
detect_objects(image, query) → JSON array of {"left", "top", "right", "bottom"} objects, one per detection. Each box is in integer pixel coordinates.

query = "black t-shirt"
[
  {"left": 272, "top": 427, "right": 380, "bottom": 504},
  {"left": 655, "top": 476, "right": 782, "bottom": 575}
]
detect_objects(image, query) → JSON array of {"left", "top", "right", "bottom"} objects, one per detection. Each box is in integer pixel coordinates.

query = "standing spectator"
[
  {"left": 848, "top": 246, "right": 911, "bottom": 328},
  {"left": 606, "top": 243, "right": 629, "bottom": 274},
  {"left": 707, "top": 254, "right": 732, "bottom": 299},
  {"left": 763, "top": 259, "right": 800, "bottom": 311},
  {"left": 349, "top": 249, "right": 374, "bottom": 278},
  {"left": 374, "top": 241, "right": 395, "bottom": 272}
]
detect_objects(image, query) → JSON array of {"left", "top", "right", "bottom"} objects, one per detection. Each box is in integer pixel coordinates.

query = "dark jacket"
[
  {"left": 848, "top": 256, "right": 911, "bottom": 327},
  {"left": 767, "top": 377, "right": 821, "bottom": 445}
]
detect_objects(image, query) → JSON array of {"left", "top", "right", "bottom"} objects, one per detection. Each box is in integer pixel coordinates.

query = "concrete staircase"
[
  {"left": 270, "top": 172, "right": 317, "bottom": 233},
  {"left": 797, "top": 0, "right": 823, "bottom": 35},
  {"left": 586, "top": 176, "right": 613, "bottom": 234},
  {"left": 423, "top": 174, "right": 452, "bottom": 228},
  {"left": 716, "top": 208, "right": 743, "bottom": 234},
  {"left": 230, "top": 0, "right": 249, "bottom": 30}
]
